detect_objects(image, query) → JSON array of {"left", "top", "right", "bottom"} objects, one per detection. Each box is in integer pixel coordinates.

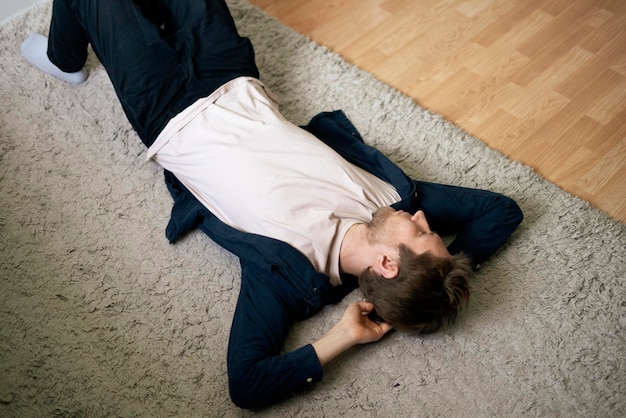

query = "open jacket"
[{"left": 162, "top": 110, "right": 522, "bottom": 408}]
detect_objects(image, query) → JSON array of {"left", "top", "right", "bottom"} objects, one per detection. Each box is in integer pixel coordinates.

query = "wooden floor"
[{"left": 248, "top": 0, "right": 626, "bottom": 223}]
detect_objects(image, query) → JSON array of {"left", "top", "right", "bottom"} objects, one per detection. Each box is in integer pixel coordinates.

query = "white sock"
[{"left": 21, "top": 33, "right": 88, "bottom": 85}]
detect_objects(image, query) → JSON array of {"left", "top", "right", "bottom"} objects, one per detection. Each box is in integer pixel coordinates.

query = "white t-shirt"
[{"left": 148, "top": 77, "right": 400, "bottom": 285}]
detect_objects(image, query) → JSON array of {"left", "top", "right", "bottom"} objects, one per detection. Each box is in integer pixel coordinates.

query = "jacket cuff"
[{"left": 295, "top": 344, "right": 324, "bottom": 385}]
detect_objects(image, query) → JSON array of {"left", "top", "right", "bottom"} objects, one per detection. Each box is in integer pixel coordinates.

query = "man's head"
[{"left": 359, "top": 207, "right": 471, "bottom": 333}]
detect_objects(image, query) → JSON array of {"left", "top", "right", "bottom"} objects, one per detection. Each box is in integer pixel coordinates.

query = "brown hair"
[{"left": 358, "top": 246, "right": 471, "bottom": 333}]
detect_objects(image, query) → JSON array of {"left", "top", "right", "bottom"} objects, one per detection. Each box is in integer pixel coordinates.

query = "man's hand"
[
  {"left": 312, "top": 301, "right": 393, "bottom": 366},
  {"left": 340, "top": 301, "right": 393, "bottom": 344}
]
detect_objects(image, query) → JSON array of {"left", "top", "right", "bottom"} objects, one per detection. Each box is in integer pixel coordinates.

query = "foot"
[{"left": 21, "top": 33, "right": 87, "bottom": 85}]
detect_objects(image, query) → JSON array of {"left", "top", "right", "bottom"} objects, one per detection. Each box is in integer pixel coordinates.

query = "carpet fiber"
[{"left": 1, "top": 1, "right": 624, "bottom": 416}]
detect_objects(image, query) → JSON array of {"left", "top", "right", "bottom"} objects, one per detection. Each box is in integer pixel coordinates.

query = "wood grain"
[{"left": 248, "top": 0, "right": 626, "bottom": 223}]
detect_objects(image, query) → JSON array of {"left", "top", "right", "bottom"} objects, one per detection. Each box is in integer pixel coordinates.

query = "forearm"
[
  {"left": 311, "top": 323, "right": 356, "bottom": 366},
  {"left": 447, "top": 193, "right": 523, "bottom": 267}
]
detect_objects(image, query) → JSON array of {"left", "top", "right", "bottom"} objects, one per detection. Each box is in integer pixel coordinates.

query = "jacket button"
[{"left": 306, "top": 377, "right": 313, "bottom": 383}]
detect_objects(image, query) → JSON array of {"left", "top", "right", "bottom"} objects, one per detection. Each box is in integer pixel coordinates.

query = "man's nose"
[{"left": 411, "top": 210, "right": 432, "bottom": 232}]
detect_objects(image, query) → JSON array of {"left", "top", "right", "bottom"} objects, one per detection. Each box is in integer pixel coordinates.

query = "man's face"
[{"left": 369, "top": 207, "right": 450, "bottom": 258}]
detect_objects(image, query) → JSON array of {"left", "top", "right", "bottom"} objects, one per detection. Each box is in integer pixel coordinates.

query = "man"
[{"left": 21, "top": 0, "right": 523, "bottom": 409}]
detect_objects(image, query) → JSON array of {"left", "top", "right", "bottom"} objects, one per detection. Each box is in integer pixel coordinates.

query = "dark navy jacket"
[{"left": 162, "top": 110, "right": 523, "bottom": 408}]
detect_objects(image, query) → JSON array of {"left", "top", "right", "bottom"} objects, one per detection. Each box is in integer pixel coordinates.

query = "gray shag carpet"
[{"left": 1, "top": 1, "right": 624, "bottom": 417}]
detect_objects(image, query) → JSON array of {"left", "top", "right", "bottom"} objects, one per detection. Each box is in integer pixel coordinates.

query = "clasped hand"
[{"left": 340, "top": 301, "right": 393, "bottom": 344}]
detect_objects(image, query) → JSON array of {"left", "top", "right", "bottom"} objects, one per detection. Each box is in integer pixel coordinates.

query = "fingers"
[
  {"left": 339, "top": 302, "right": 393, "bottom": 344},
  {"left": 352, "top": 300, "right": 375, "bottom": 313},
  {"left": 366, "top": 318, "right": 393, "bottom": 343},
  {"left": 378, "top": 322, "right": 393, "bottom": 335}
]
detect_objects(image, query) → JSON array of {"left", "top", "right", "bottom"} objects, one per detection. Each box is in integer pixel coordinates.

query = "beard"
[{"left": 368, "top": 206, "right": 395, "bottom": 244}]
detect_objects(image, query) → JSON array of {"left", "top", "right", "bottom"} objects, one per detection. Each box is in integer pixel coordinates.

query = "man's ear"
[{"left": 376, "top": 253, "right": 398, "bottom": 279}]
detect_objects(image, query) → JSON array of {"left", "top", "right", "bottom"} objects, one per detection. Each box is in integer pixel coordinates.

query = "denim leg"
[
  {"left": 47, "top": 0, "right": 89, "bottom": 72},
  {"left": 132, "top": 0, "right": 168, "bottom": 27},
  {"left": 159, "top": 0, "right": 259, "bottom": 83},
  {"left": 413, "top": 181, "right": 523, "bottom": 268}
]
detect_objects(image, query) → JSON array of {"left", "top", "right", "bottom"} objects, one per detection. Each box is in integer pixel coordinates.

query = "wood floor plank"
[
  {"left": 586, "top": 74, "right": 626, "bottom": 124},
  {"left": 472, "top": 1, "right": 539, "bottom": 47}
]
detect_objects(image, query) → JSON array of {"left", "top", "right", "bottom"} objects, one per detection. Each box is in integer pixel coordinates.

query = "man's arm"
[
  {"left": 226, "top": 262, "right": 321, "bottom": 409},
  {"left": 412, "top": 181, "right": 523, "bottom": 268},
  {"left": 227, "top": 264, "right": 391, "bottom": 409}
]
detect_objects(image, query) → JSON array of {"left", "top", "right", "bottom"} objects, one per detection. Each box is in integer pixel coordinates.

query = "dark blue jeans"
[{"left": 47, "top": 0, "right": 259, "bottom": 146}]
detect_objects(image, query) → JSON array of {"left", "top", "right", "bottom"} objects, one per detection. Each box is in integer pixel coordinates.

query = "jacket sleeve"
[{"left": 226, "top": 261, "right": 324, "bottom": 409}]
